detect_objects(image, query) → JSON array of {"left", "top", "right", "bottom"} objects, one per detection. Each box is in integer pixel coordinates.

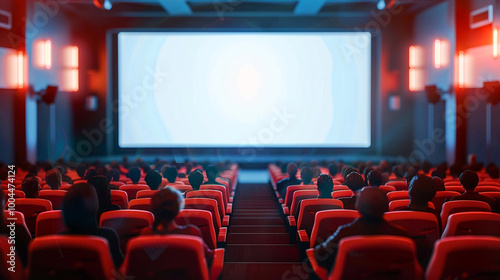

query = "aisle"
[{"left": 222, "top": 182, "right": 304, "bottom": 279}]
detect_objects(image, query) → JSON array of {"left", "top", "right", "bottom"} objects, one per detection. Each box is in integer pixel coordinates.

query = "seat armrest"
[
  {"left": 229, "top": 197, "right": 233, "bottom": 203},
  {"left": 226, "top": 203, "right": 232, "bottom": 214},
  {"left": 297, "top": 229, "right": 309, "bottom": 243},
  {"left": 222, "top": 215, "right": 230, "bottom": 227},
  {"left": 287, "top": 216, "right": 296, "bottom": 227},
  {"left": 275, "top": 191, "right": 281, "bottom": 198},
  {"left": 306, "top": 249, "right": 328, "bottom": 280},
  {"left": 282, "top": 205, "right": 289, "bottom": 215},
  {"left": 278, "top": 198, "right": 283, "bottom": 204},
  {"left": 218, "top": 227, "right": 227, "bottom": 243},
  {"left": 210, "top": 248, "right": 225, "bottom": 280}
]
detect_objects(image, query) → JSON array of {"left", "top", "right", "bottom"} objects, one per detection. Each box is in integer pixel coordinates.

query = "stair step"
[
  {"left": 223, "top": 262, "right": 307, "bottom": 280},
  {"left": 229, "top": 225, "right": 287, "bottom": 234},
  {"left": 230, "top": 217, "right": 283, "bottom": 226},
  {"left": 225, "top": 244, "right": 300, "bottom": 262},
  {"left": 227, "top": 233, "right": 289, "bottom": 244}
]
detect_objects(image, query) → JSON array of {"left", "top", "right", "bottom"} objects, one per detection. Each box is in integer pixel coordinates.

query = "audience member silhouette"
[
  {"left": 75, "top": 164, "right": 87, "bottom": 179},
  {"left": 45, "top": 168, "right": 62, "bottom": 190},
  {"left": 88, "top": 176, "right": 121, "bottom": 219},
  {"left": 188, "top": 170, "right": 204, "bottom": 191},
  {"left": 140, "top": 187, "right": 214, "bottom": 263},
  {"left": 61, "top": 183, "right": 123, "bottom": 268},
  {"left": 145, "top": 170, "right": 162, "bottom": 190},
  {"left": 301, "top": 166, "right": 313, "bottom": 185},
  {"left": 127, "top": 166, "right": 141, "bottom": 184},
  {"left": 203, "top": 165, "right": 224, "bottom": 186},
  {"left": 340, "top": 172, "right": 365, "bottom": 210},
  {"left": 367, "top": 170, "right": 383, "bottom": 187},
  {"left": 22, "top": 177, "right": 40, "bottom": 198},
  {"left": 0, "top": 190, "right": 31, "bottom": 266},
  {"left": 162, "top": 166, "right": 179, "bottom": 184},
  {"left": 432, "top": 176, "right": 445, "bottom": 192},
  {"left": 85, "top": 167, "right": 97, "bottom": 181},
  {"left": 392, "top": 165, "right": 406, "bottom": 181},
  {"left": 448, "top": 170, "right": 495, "bottom": 206},
  {"left": 328, "top": 163, "right": 338, "bottom": 177},
  {"left": 317, "top": 174, "right": 333, "bottom": 199},
  {"left": 277, "top": 163, "right": 302, "bottom": 199},
  {"left": 314, "top": 187, "right": 407, "bottom": 272}
]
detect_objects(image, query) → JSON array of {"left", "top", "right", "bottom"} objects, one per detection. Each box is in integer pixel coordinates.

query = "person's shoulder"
[{"left": 179, "top": 224, "right": 203, "bottom": 237}]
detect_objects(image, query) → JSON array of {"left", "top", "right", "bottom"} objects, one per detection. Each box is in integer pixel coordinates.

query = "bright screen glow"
[{"left": 118, "top": 32, "right": 371, "bottom": 148}]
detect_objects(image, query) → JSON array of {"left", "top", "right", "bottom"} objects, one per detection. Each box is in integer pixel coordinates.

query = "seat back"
[
  {"left": 38, "top": 190, "right": 67, "bottom": 210},
  {"left": 389, "top": 199, "right": 435, "bottom": 212},
  {"left": 121, "top": 235, "right": 209, "bottom": 280},
  {"left": 329, "top": 236, "right": 423, "bottom": 280},
  {"left": 110, "top": 190, "right": 129, "bottom": 209},
  {"left": 136, "top": 190, "right": 159, "bottom": 199},
  {"left": 200, "top": 185, "right": 228, "bottom": 207},
  {"left": 14, "top": 198, "right": 53, "bottom": 236},
  {"left": 35, "top": 210, "right": 65, "bottom": 237},
  {"left": 284, "top": 185, "right": 317, "bottom": 208},
  {"left": 119, "top": 184, "right": 150, "bottom": 200},
  {"left": 175, "top": 209, "right": 217, "bottom": 249},
  {"left": 480, "top": 191, "right": 500, "bottom": 200},
  {"left": 478, "top": 181, "right": 500, "bottom": 186},
  {"left": 440, "top": 200, "right": 491, "bottom": 230},
  {"left": 170, "top": 184, "right": 193, "bottom": 193},
  {"left": 442, "top": 211, "right": 500, "bottom": 238},
  {"left": 475, "top": 186, "right": 500, "bottom": 192},
  {"left": 4, "top": 210, "right": 29, "bottom": 232},
  {"left": 387, "top": 191, "right": 410, "bottom": 202},
  {"left": 3, "top": 190, "right": 25, "bottom": 199},
  {"left": 444, "top": 185, "right": 465, "bottom": 193},
  {"left": 332, "top": 190, "right": 353, "bottom": 199},
  {"left": 426, "top": 236, "right": 500, "bottom": 280},
  {"left": 297, "top": 199, "right": 343, "bottom": 235},
  {"left": 27, "top": 235, "right": 115, "bottom": 280},
  {"left": 309, "top": 209, "right": 360, "bottom": 248},
  {"left": 430, "top": 191, "right": 462, "bottom": 214},
  {"left": 386, "top": 181, "right": 408, "bottom": 191},
  {"left": 128, "top": 198, "right": 153, "bottom": 212},
  {"left": 99, "top": 209, "right": 155, "bottom": 253},
  {"left": 184, "top": 198, "right": 221, "bottom": 233},
  {"left": 290, "top": 190, "right": 319, "bottom": 218},
  {"left": 186, "top": 190, "right": 225, "bottom": 218},
  {"left": 0, "top": 236, "right": 23, "bottom": 280},
  {"left": 378, "top": 185, "right": 397, "bottom": 193}
]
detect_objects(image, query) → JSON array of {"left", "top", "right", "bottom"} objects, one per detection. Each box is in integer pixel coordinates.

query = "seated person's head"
[
  {"left": 431, "top": 169, "right": 445, "bottom": 179},
  {"left": 188, "top": 170, "right": 204, "bottom": 190},
  {"left": 316, "top": 174, "right": 334, "bottom": 198},
  {"left": 449, "top": 164, "right": 461, "bottom": 178},
  {"left": 408, "top": 175, "right": 436, "bottom": 206},
  {"left": 162, "top": 166, "right": 178, "bottom": 183},
  {"left": 75, "top": 164, "right": 87, "bottom": 178},
  {"left": 367, "top": 170, "right": 383, "bottom": 187},
  {"left": 459, "top": 170, "right": 479, "bottom": 191},
  {"left": 487, "top": 164, "right": 500, "bottom": 179},
  {"left": 328, "top": 163, "right": 338, "bottom": 176},
  {"left": 432, "top": 176, "right": 445, "bottom": 192},
  {"left": 85, "top": 168, "right": 97, "bottom": 181},
  {"left": 404, "top": 168, "right": 418, "bottom": 185},
  {"left": 355, "top": 187, "right": 389, "bottom": 219},
  {"left": 185, "top": 162, "right": 193, "bottom": 174},
  {"left": 392, "top": 165, "right": 405, "bottom": 179},
  {"left": 151, "top": 187, "right": 184, "bottom": 227},
  {"left": 127, "top": 166, "right": 141, "bottom": 183},
  {"left": 342, "top": 166, "right": 356, "bottom": 180},
  {"left": 287, "top": 163, "right": 298, "bottom": 178},
  {"left": 145, "top": 170, "right": 162, "bottom": 190},
  {"left": 22, "top": 177, "right": 40, "bottom": 198},
  {"left": 345, "top": 172, "right": 364, "bottom": 193},
  {"left": 45, "top": 168, "right": 62, "bottom": 190},
  {"left": 312, "top": 167, "right": 322, "bottom": 179},
  {"left": 205, "top": 165, "right": 219, "bottom": 181},
  {"left": 62, "top": 183, "right": 99, "bottom": 232},
  {"left": 107, "top": 168, "right": 120, "bottom": 182},
  {"left": 300, "top": 166, "right": 313, "bottom": 185},
  {"left": 88, "top": 175, "right": 113, "bottom": 207}
]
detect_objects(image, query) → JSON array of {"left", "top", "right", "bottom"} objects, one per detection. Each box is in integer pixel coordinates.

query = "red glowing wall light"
[
  {"left": 458, "top": 51, "right": 465, "bottom": 88},
  {"left": 34, "top": 39, "right": 52, "bottom": 69},
  {"left": 409, "top": 46, "right": 416, "bottom": 68},
  {"left": 70, "top": 69, "right": 79, "bottom": 92},
  {"left": 44, "top": 40, "right": 51, "bottom": 69},
  {"left": 63, "top": 46, "right": 79, "bottom": 68},
  {"left": 17, "top": 51, "right": 24, "bottom": 89},
  {"left": 493, "top": 27, "right": 498, "bottom": 59},
  {"left": 434, "top": 39, "right": 441, "bottom": 68}
]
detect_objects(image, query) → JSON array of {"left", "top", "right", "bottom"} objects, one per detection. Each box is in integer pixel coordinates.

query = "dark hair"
[
  {"left": 127, "top": 166, "right": 141, "bottom": 184},
  {"left": 205, "top": 165, "right": 219, "bottom": 181},
  {"left": 145, "top": 170, "right": 162, "bottom": 190},
  {"left": 162, "top": 166, "right": 178, "bottom": 183},
  {"left": 188, "top": 170, "right": 204, "bottom": 190},
  {"left": 88, "top": 176, "right": 113, "bottom": 208},
  {"left": 367, "top": 170, "right": 383, "bottom": 187},
  {"left": 45, "top": 169, "right": 62, "bottom": 190},
  {"left": 432, "top": 176, "right": 445, "bottom": 192},
  {"left": 75, "top": 164, "right": 87, "bottom": 178},
  {"left": 300, "top": 166, "right": 313, "bottom": 185},
  {"left": 409, "top": 175, "right": 436, "bottom": 205},
  {"left": 459, "top": 170, "right": 479, "bottom": 190},
  {"left": 62, "top": 183, "right": 99, "bottom": 232},
  {"left": 449, "top": 164, "right": 461, "bottom": 178},
  {"left": 151, "top": 187, "right": 184, "bottom": 227},
  {"left": 431, "top": 169, "right": 445, "bottom": 179},
  {"left": 328, "top": 163, "right": 338, "bottom": 176},
  {"left": 22, "top": 177, "right": 40, "bottom": 198},
  {"left": 404, "top": 168, "right": 418, "bottom": 184},
  {"left": 85, "top": 168, "right": 97, "bottom": 181},
  {"left": 316, "top": 174, "right": 334, "bottom": 197},
  {"left": 392, "top": 166, "right": 405, "bottom": 179},
  {"left": 108, "top": 168, "right": 120, "bottom": 182},
  {"left": 487, "top": 165, "right": 500, "bottom": 179},
  {"left": 342, "top": 166, "right": 356, "bottom": 180},
  {"left": 345, "top": 172, "right": 364, "bottom": 192},
  {"left": 356, "top": 188, "right": 388, "bottom": 219}
]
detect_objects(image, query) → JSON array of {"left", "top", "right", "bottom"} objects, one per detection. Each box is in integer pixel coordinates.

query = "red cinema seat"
[
  {"left": 110, "top": 190, "right": 129, "bottom": 209},
  {"left": 27, "top": 235, "right": 115, "bottom": 280},
  {"left": 186, "top": 190, "right": 229, "bottom": 216},
  {"left": 442, "top": 211, "right": 500, "bottom": 238},
  {"left": 4, "top": 210, "right": 29, "bottom": 236},
  {"left": 184, "top": 198, "right": 226, "bottom": 230},
  {"left": 332, "top": 190, "right": 353, "bottom": 199},
  {"left": 100, "top": 209, "right": 154, "bottom": 253},
  {"left": 426, "top": 236, "right": 500, "bottom": 280},
  {"left": 440, "top": 200, "right": 491, "bottom": 230},
  {"left": 387, "top": 190, "right": 410, "bottom": 202},
  {"left": 3, "top": 190, "right": 25, "bottom": 199},
  {"left": 430, "top": 191, "right": 462, "bottom": 214},
  {"left": 201, "top": 184, "right": 230, "bottom": 206},
  {"left": 480, "top": 191, "right": 500, "bottom": 200},
  {"left": 35, "top": 210, "right": 65, "bottom": 237},
  {"left": 386, "top": 180, "right": 408, "bottom": 191},
  {"left": 293, "top": 199, "right": 343, "bottom": 241},
  {"left": 475, "top": 186, "right": 500, "bottom": 192},
  {"left": 175, "top": 209, "right": 227, "bottom": 249},
  {"left": 309, "top": 209, "right": 360, "bottom": 248},
  {"left": 0, "top": 236, "right": 23, "bottom": 280},
  {"left": 389, "top": 199, "right": 435, "bottom": 212},
  {"left": 128, "top": 198, "right": 152, "bottom": 212},
  {"left": 12, "top": 198, "right": 52, "bottom": 236},
  {"left": 289, "top": 190, "right": 319, "bottom": 217},
  {"left": 121, "top": 235, "right": 224, "bottom": 280},
  {"left": 38, "top": 190, "right": 67, "bottom": 210},
  {"left": 119, "top": 184, "right": 150, "bottom": 200},
  {"left": 282, "top": 185, "right": 317, "bottom": 208},
  {"left": 444, "top": 185, "right": 465, "bottom": 193},
  {"left": 136, "top": 190, "right": 159, "bottom": 199},
  {"left": 170, "top": 184, "right": 193, "bottom": 193}
]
